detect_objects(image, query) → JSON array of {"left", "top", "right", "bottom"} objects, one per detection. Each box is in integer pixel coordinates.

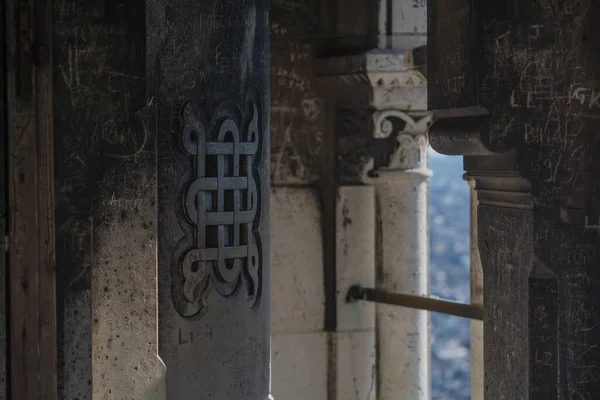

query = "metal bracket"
[{"left": 346, "top": 285, "right": 483, "bottom": 321}]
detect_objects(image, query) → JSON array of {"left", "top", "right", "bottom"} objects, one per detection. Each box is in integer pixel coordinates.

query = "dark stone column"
[
  {"left": 152, "top": 1, "right": 271, "bottom": 399},
  {"left": 53, "top": 0, "right": 270, "bottom": 399},
  {"left": 429, "top": 0, "right": 600, "bottom": 397},
  {"left": 53, "top": 1, "right": 162, "bottom": 398},
  {"left": 0, "top": 0, "right": 6, "bottom": 394}
]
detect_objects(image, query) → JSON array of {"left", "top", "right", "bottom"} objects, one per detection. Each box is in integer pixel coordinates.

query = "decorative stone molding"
[
  {"left": 173, "top": 90, "right": 263, "bottom": 317},
  {"left": 373, "top": 109, "right": 431, "bottom": 138},
  {"left": 372, "top": 110, "right": 431, "bottom": 174},
  {"left": 316, "top": 49, "right": 427, "bottom": 110},
  {"left": 428, "top": 106, "right": 496, "bottom": 156},
  {"left": 316, "top": 48, "right": 430, "bottom": 184}
]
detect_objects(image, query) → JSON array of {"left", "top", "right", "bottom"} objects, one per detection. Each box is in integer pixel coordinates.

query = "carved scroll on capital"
[
  {"left": 372, "top": 110, "right": 431, "bottom": 171},
  {"left": 373, "top": 109, "right": 432, "bottom": 139},
  {"left": 334, "top": 108, "right": 433, "bottom": 183}
]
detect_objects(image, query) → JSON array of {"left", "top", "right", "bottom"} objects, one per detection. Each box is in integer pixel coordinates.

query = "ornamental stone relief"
[
  {"left": 373, "top": 110, "right": 432, "bottom": 171},
  {"left": 172, "top": 90, "right": 263, "bottom": 317}
]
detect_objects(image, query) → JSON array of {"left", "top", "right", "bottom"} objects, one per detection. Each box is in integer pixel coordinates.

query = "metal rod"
[{"left": 346, "top": 285, "right": 483, "bottom": 321}]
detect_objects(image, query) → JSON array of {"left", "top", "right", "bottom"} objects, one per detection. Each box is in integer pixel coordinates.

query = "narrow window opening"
[{"left": 429, "top": 149, "right": 472, "bottom": 400}]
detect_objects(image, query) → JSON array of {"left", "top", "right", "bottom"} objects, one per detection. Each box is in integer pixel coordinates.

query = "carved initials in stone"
[{"left": 172, "top": 90, "right": 263, "bottom": 317}]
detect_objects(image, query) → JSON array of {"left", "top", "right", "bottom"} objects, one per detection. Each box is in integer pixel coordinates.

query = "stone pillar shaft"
[
  {"left": 317, "top": 47, "right": 430, "bottom": 400},
  {"left": 375, "top": 131, "right": 431, "bottom": 400},
  {"left": 429, "top": 0, "right": 600, "bottom": 396},
  {"left": 49, "top": 0, "right": 271, "bottom": 398},
  {"left": 336, "top": 186, "right": 377, "bottom": 400}
]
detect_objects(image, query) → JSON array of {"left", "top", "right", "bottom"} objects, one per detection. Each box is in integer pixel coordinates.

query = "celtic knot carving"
[{"left": 172, "top": 90, "right": 263, "bottom": 317}]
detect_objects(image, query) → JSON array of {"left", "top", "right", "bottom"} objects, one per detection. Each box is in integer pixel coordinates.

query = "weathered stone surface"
[
  {"left": 479, "top": 204, "right": 532, "bottom": 399},
  {"left": 53, "top": 1, "right": 166, "bottom": 398},
  {"left": 271, "top": 332, "right": 328, "bottom": 400},
  {"left": 336, "top": 186, "right": 376, "bottom": 400},
  {"left": 153, "top": 1, "right": 270, "bottom": 398},
  {"left": 317, "top": 51, "right": 429, "bottom": 184},
  {"left": 271, "top": 188, "right": 324, "bottom": 334},
  {"left": 383, "top": 0, "right": 427, "bottom": 49},
  {"left": 336, "top": 332, "right": 376, "bottom": 400},
  {"left": 375, "top": 160, "right": 431, "bottom": 400},
  {"left": 270, "top": 39, "right": 327, "bottom": 184},
  {"left": 318, "top": 24, "right": 431, "bottom": 397},
  {"left": 429, "top": 0, "right": 600, "bottom": 397},
  {"left": 0, "top": 6, "right": 5, "bottom": 392},
  {"left": 336, "top": 186, "right": 375, "bottom": 332},
  {"left": 62, "top": 291, "right": 92, "bottom": 400},
  {"left": 270, "top": 0, "right": 328, "bottom": 38}
]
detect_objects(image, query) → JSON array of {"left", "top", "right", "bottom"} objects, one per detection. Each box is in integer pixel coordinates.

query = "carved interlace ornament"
[{"left": 173, "top": 90, "right": 262, "bottom": 317}]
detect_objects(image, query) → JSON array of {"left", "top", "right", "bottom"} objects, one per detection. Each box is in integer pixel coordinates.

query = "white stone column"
[
  {"left": 465, "top": 175, "right": 484, "bottom": 400},
  {"left": 336, "top": 186, "right": 377, "bottom": 400},
  {"left": 317, "top": 46, "right": 430, "bottom": 400},
  {"left": 373, "top": 114, "right": 431, "bottom": 400},
  {"left": 270, "top": 188, "right": 327, "bottom": 400}
]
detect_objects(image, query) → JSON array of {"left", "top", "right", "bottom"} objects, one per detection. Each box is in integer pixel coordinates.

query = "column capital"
[
  {"left": 316, "top": 48, "right": 426, "bottom": 110},
  {"left": 370, "top": 110, "right": 432, "bottom": 181},
  {"left": 316, "top": 48, "right": 430, "bottom": 184}
]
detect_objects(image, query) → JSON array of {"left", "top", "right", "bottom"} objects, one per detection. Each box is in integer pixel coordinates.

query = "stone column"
[
  {"left": 317, "top": 48, "right": 430, "bottom": 400},
  {"left": 465, "top": 175, "right": 483, "bottom": 400},
  {"left": 269, "top": 3, "right": 332, "bottom": 398},
  {"left": 154, "top": 1, "right": 271, "bottom": 399},
  {"left": 335, "top": 186, "right": 377, "bottom": 400},
  {"left": 373, "top": 113, "right": 432, "bottom": 400},
  {"left": 429, "top": 0, "right": 600, "bottom": 397},
  {"left": 52, "top": 1, "right": 271, "bottom": 399},
  {"left": 53, "top": 2, "right": 165, "bottom": 398}
]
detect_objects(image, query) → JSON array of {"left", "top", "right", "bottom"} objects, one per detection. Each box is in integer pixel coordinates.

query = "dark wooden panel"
[
  {"left": 5, "top": 0, "right": 57, "bottom": 398},
  {"left": 0, "top": 0, "right": 7, "bottom": 396}
]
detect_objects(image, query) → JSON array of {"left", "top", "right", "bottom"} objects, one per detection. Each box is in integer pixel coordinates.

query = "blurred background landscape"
[{"left": 429, "top": 150, "right": 471, "bottom": 399}]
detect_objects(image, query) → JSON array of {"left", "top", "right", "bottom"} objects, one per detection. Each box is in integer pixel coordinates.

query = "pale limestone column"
[
  {"left": 336, "top": 186, "right": 377, "bottom": 400},
  {"left": 465, "top": 175, "right": 484, "bottom": 400},
  {"left": 373, "top": 114, "right": 431, "bottom": 400},
  {"left": 316, "top": 48, "right": 430, "bottom": 400},
  {"left": 270, "top": 188, "right": 327, "bottom": 400}
]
